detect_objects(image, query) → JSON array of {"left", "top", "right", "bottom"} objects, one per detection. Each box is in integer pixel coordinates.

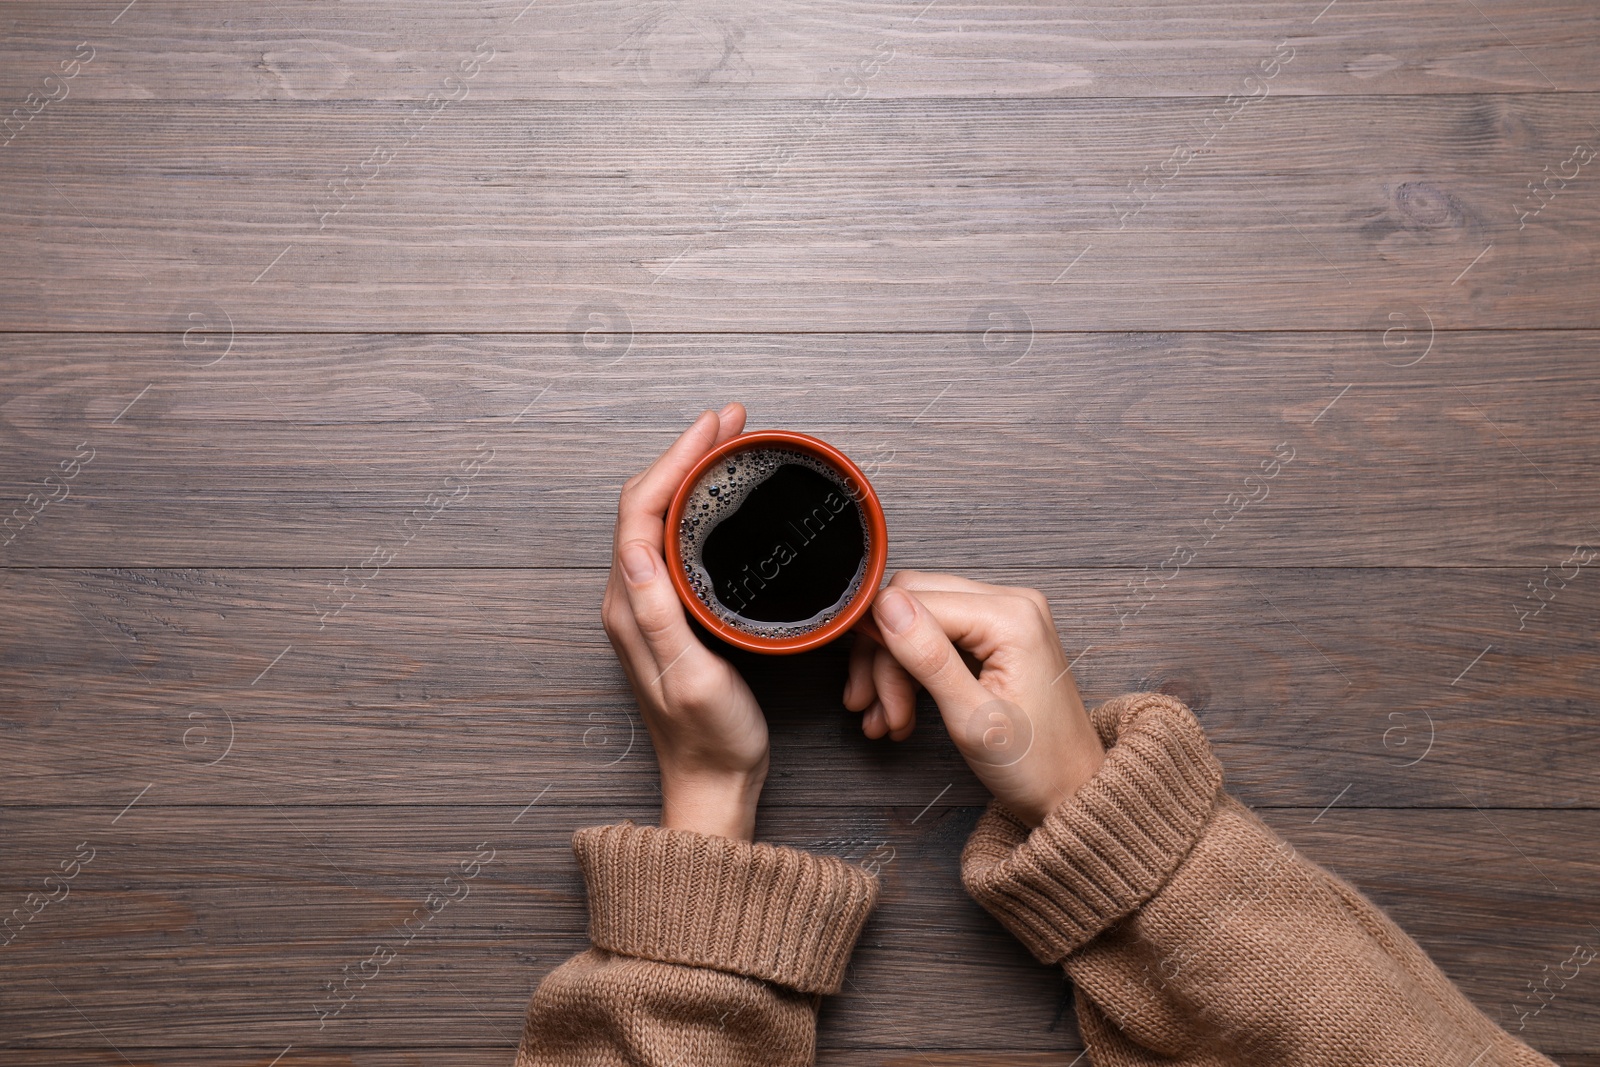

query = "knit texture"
[
  {"left": 515, "top": 692, "right": 1561, "bottom": 1067},
  {"left": 962, "top": 691, "right": 1224, "bottom": 964},
  {"left": 516, "top": 821, "right": 879, "bottom": 1067},
  {"left": 960, "top": 692, "right": 1559, "bottom": 1067},
  {"left": 574, "top": 820, "right": 878, "bottom": 995}
]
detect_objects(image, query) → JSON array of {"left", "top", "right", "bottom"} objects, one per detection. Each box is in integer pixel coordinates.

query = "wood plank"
[
  {"left": 0, "top": 807, "right": 1593, "bottom": 1053},
  {"left": 2, "top": 332, "right": 1596, "bottom": 568},
  {"left": 0, "top": 1057, "right": 1593, "bottom": 1067},
  {"left": 1, "top": 1056, "right": 1596, "bottom": 1067},
  {"left": 0, "top": 803, "right": 1067, "bottom": 1050},
  {"left": 3, "top": 98, "right": 1598, "bottom": 330},
  {"left": 0, "top": 1054, "right": 1102, "bottom": 1066},
  {"left": 1, "top": 0, "right": 1595, "bottom": 102},
  {"left": 4, "top": 3, "right": 1596, "bottom": 1063},
  {"left": 1, "top": 566, "right": 1595, "bottom": 809},
  {"left": 0, "top": 1054, "right": 1104, "bottom": 1066}
]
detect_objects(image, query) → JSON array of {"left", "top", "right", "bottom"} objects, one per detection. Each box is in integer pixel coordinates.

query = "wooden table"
[{"left": 2, "top": 2, "right": 1597, "bottom": 1062}]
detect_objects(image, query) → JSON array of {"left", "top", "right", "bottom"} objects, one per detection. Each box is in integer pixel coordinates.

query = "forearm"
[
  {"left": 658, "top": 765, "right": 766, "bottom": 843},
  {"left": 962, "top": 692, "right": 1559, "bottom": 1067},
  {"left": 1066, "top": 796, "right": 1557, "bottom": 1065}
]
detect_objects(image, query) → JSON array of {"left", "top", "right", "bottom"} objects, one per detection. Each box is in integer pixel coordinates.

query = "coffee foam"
[{"left": 677, "top": 446, "right": 869, "bottom": 640}]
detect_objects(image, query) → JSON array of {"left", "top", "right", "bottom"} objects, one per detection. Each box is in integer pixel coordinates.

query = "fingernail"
[
  {"left": 866, "top": 700, "right": 884, "bottom": 731},
  {"left": 621, "top": 543, "right": 657, "bottom": 584},
  {"left": 875, "top": 588, "right": 915, "bottom": 634}
]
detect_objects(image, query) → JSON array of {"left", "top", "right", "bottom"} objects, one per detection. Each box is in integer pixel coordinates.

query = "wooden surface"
[{"left": 2, "top": 0, "right": 1597, "bottom": 1063}]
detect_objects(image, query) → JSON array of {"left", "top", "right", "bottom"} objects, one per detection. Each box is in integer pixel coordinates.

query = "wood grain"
[
  {"left": 4, "top": 1060, "right": 1599, "bottom": 1067},
  {"left": 1, "top": 0, "right": 1596, "bottom": 101},
  {"left": 3, "top": 0, "right": 1597, "bottom": 1060},
  {"left": 0, "top": 1055, "right": 1121, "bottom": 1066},
  {"left": 3, "top": 98, "right": 1598, "bottom": 331},
  {"left": 0, "top": 1056, "right": 1121, "bottom": 1066},
  {"left": 2, "top": 332, "right": 1596, "bottom": 568},
  {"left": 1, "top": 566, "right": 1595, "bottom": 809},
  {"left": 1, "top": 807, "right": 1595, "bottom": 1054}
]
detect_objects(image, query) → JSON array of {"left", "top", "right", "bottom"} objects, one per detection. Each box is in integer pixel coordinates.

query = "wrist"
[
  {"left": 1010, "top": 746, "right": 1106, "bottom": 828},
  {"left": 660, "top": 768, "right": 765, "bottom": 841}
]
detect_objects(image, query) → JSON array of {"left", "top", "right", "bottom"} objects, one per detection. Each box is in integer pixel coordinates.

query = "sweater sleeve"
[
  {"left": 960, "top": 692, "right": 1560, "bottom": 1067},
  {"left": 514, "top": 820, "right": 879, "bottom": 1067}
]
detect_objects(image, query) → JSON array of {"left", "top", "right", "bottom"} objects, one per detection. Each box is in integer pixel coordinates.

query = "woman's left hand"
[{"left": 601, "top": 403, "right": 769, "bottom": 841}]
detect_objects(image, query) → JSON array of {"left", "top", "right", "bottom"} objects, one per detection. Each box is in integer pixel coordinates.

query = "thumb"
[
  {"left": 871, "top": 587, "right": 992, "bottom": 719},
  {"left": 618, "top": 539, "right": 697, "bottom": 679},
  {"left": 871, "top": 588, "right": 1037, "bottom": 775}
]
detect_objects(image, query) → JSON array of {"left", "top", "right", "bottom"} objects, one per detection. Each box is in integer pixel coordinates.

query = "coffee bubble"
[{"left": 677, "top": 446, "right": 870, "bottom": 640}]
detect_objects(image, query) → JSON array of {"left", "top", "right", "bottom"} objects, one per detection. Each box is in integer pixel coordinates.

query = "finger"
[
  {"left": 617, "top": 538, "right": 700, "bottom": 680},
  {"left": 872, "top": 645, "right": 918, "bottom": 740},
  {"left": 870, "top": 588, "right": 995, "bottom": 717},
  {"left": 614, "top": 403, "right": 747, "bottom": 554},
  {"left": 602, "top": 572, "right": 666, "bottom": 696},
  {"left": 890, "top": 570, "right": 1056, "bottom": 628},
  {"left": 844, "top": 630, "right": 877, "bottom": 711},
  {"left": 877, "top": 587, "right": 1046, "bottom": 664},
  {"left": 862, "top": 699, "right": 888, "bottom": 739},
  {"left": 887, "top": 569, "right": 1009, "bottom": 595},
  {"left": 714, "top": 401, "right": 746, "bottom": 443}
]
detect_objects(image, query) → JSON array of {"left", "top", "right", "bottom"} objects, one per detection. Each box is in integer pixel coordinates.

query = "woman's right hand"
[{"left": 846, "top": 571, "right": 1106, "bottom": 827}]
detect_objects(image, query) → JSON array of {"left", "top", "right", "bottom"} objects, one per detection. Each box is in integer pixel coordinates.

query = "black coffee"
[{"left": 678, "top": 447, "right": 869, "bottom": 640}]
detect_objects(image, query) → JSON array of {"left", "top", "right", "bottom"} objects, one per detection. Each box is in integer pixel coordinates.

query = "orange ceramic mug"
[{"left": 665, "top": 430, "right": 888, "bottom": 655}]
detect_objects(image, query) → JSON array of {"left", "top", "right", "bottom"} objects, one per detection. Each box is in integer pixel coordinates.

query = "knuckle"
[
  {"left": 1004, "top": 591, "right": 1050, "bottom": 627},
  {"left": 1025, "top": 590, "right": 1056, "bottom": 628},
  {"left": 661, "top": 670, "right": 719, "bottom": 713},
  {"left": 631, "top": 598, "right": 677, "bottom": 644},
  {"left": 904, "top": 633, "right": 955, "bottom": 680},
  {"left": 879, "top": 663, "right": 916, "bottom": 698},
  {"left": 633, "top": 608, "right": 670, "bottom": 643},
  {"left": 1002, "top": 584, "right": 1050, "bottom": 613}
]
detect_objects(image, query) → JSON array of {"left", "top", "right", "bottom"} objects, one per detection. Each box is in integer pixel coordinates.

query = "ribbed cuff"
[
  {"left": 573, "top": 822, "right": 880, "bottom": 995},
  {"left": 960, "top": 692, "right": 1224, "bottom": 965}
]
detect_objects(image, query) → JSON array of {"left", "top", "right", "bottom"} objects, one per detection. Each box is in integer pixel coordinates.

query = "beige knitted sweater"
[{"left": 514, "top": 693, "right": 1557, "bottom": 1066}]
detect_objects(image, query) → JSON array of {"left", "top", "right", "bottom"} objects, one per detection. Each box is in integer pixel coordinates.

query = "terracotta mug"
[{"left": 665, "top": 430, "right": 888, "bottom": 654}]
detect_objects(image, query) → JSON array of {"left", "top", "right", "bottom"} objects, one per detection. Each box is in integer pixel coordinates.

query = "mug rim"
[{"left": 664, "top": 430, "right": 888, "bottom": 655}]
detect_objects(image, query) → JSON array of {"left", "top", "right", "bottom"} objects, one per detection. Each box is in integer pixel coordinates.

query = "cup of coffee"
[{"left": 666, "top": 430, "right": 888, "bottom": 654}]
